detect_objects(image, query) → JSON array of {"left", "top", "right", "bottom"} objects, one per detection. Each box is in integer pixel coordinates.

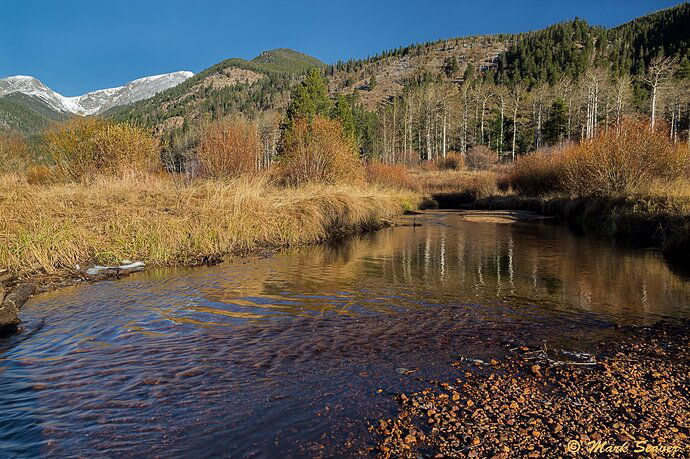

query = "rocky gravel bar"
[{"left": 371, "top": 320, "right": 689, "bottom": 458}]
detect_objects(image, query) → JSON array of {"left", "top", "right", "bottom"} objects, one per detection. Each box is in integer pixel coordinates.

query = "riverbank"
[
  {"left": 371, "top": 319, "right": 689, "bottom": 458},
  {"left": 0, "top": 173, "right": 419, "bottom": 293}
]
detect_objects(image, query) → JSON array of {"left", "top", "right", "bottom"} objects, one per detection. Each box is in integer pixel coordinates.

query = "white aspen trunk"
[
  {"left": 474, "top": 103, "right": 479, "bottom": 143},
  {"left": 442, "top": 114, "right": 447, "bottom": 159},
  {"left": 567, "top": 98, "right": 572, "bottom": 141},
  {"left": 536, "top": 103, "right": 542, "bottom": 149},
  {"left": 392, "top": 101, "right": 397, "bottom": 162},
  {"left": 403, "top": 101, "right": 408, "bottom": 162},
  {"left": 671, "top": 106, "right": 676, "bottom": 141},
  {"left": 604, "top": 98, "right": 609, "bottom": 133},
  {"left": 462, "top": 97, "right": 468, "bottom": 154},
  {"left": 650, "top": 84, "right": 657, "bottom": 131},
  {"left": 499, "top": 95, "right": 505, "bottom": 155},
  {"left": 382, "top": 113, "right": 388, "bottom": 163},
  {"left": 593, "top": 81, "right": 598, "bottom": 137},
  {"left": 687, "top": 102, "right": 690, "bottom": 148},
  {"left": 512, "top": 101, "right": 519, "bottom": 161},
  {"left": 616, "top": 92, "right": 623, "bottom": 134},
  {"left": 586, "top": 89, "right": 592, "bottom": 139},
  {"left": 425, "top": 109, "right": 431, "bottom": 161},
  {"left": 480, "top": 97, "right": 487, "bottom": 144},
  {"left": 677, "top": 104, "right": 682, "bottom": 143}
]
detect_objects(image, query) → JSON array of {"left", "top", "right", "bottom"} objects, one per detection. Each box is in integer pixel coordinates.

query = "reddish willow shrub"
[
  {"left": 365, "top": 162, "right": 415, "bottom": 189},
  {"left": 509, "top": 150, "right": 567, "bottom": 196},
  {"left": 465, "top": 145, "right": 497, "bottom": 171},
  {"left": 437, "top": 152, "right": 465, "bottom": 170},
  {"left": 509, "top": 119, "right": 689, "bottom": 197},
  {"left": 562, "top": 120, "right": 688, "bottom": 196},
  {"left": 196, "top": 117, "right": 261, "bottom": 179}
]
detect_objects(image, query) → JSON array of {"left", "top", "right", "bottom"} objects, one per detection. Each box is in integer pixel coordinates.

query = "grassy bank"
[{"left": 0, "top": 173, "right": 418, "bottom": 283}]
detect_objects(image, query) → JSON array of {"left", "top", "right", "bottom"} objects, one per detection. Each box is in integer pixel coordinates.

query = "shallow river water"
[{"left": 1, "top": 211, "right": 689, "bottom": 457}]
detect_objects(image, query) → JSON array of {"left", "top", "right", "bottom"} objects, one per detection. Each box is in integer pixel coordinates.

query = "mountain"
[
  {"left": 124, "top": 4, "right": 688, "bottom": 139},
  {"left": 109, "top": 49, "right": 326, "bottom": 130},
  {"left": 110, "top": 42, "right": 503, "bottom": 134},
  {"left": 69, "top": 71, "right": 195, "bottom": 115},
  {"left": 0, "top": 92, "right": 69, "bottom": 135},
  {"left": 326, "top": 36, "right": 507, "bottom": 110},
  {"left": 0, "top": 71, "right": 194, "bottom": 134}
]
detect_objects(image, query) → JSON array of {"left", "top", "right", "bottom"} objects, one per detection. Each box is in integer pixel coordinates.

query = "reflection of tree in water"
[{"left": 195, "top": 213, "right": 689, "bottom": 321}]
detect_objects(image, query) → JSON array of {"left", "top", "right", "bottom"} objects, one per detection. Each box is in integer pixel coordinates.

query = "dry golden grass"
[{"left": 0, "top": 173, "right": 419, "bottom": 278}]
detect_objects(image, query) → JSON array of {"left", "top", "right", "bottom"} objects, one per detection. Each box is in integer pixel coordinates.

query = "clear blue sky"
[{"left": 1, "top": 0, "right": 684, "bottom": 95}]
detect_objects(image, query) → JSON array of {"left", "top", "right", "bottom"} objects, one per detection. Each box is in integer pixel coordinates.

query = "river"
[{"left": 1, "top": 210, "right": 688, "bottom": 457}]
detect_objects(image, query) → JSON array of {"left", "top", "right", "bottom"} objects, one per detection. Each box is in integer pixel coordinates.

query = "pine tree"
[
  {"left": 285, "top": 68, "right": 332, "bottom": 126},
  {"left": 444, "top": 57, "right": 459, "bottom": 77},
  {"left": 542, "top": 98, "right": 568, "bottom": 145},
  {"left": 332, "top": 94, "right": 356, "bottom": 143}
]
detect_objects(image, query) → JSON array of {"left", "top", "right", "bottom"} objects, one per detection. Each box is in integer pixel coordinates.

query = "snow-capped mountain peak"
[{"left": 0, "top": 71, "right": 194, "bottom": 116}]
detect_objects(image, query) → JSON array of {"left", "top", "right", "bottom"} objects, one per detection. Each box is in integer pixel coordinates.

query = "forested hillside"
[
  {"left": 105, "top": 3, "right": 689, "bottom": 165},
  {"left": 494, "top": 3, "right": 690, "bottom": 86},
  {"left": 109, "top": 49, "right": 325, "bottom": 156},
  {"left": 0, "top": 93, "right": 69, "bottom": 135}
]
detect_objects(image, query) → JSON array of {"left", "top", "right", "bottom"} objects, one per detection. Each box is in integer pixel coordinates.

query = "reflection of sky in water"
[{"left": 1, "top": 211, "right": 689, "bottom": 457}]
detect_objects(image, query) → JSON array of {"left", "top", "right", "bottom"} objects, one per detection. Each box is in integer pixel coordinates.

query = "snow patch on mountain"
[{"left": 0, "top": 71, "right": 194, "bottom": 115}]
